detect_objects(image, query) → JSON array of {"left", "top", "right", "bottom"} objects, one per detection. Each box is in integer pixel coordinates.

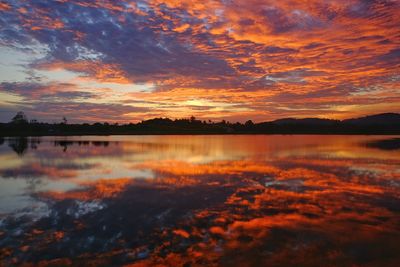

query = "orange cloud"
[{"left": 1, "top": 0, "right": 399, "bottom": 121}]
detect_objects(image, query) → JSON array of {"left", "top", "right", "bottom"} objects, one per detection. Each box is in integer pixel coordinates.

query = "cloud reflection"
[{"left": 0, "top": 135, "right": 399, "bottom": 266}]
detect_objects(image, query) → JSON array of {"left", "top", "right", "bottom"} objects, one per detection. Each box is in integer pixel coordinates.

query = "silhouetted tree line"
[{"left": 1, "top": 111, "right": 400, "bottom": 136}]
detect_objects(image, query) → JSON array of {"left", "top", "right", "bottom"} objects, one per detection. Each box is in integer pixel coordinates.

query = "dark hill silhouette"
[
  {"left": 0, "top": 112, "right": 399, "bottom": 136},
  {"left": 343, "top": 113, "right": 400, "bottom": 125},
  {"left": 271, "top": 118, "right": 339, "bottom": 126}
]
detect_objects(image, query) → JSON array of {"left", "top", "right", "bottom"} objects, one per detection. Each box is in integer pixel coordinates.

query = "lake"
[{"left": 0, "top": 135, "right": 399, "bottom": 266}]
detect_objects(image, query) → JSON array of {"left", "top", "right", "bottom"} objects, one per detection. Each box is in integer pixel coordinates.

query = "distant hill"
[
  {"left": 264, "top": 113, "right": 400, "bottom": 126},
  {"left": 271, "top": 118, "right": 339, "bottom": 126},
  {"left": 342, "top": 113, "right": 400, "bottom": 125},
  {"left": 250, "top": 113, "right": 400, "bottom": 135}
]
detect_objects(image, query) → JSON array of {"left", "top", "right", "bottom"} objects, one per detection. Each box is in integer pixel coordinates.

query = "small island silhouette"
[{"left": 1, "top": 111, "right": 399, "bottom": 136}]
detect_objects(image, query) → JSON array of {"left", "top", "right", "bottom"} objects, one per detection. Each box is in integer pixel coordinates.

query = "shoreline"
[{"left": 2, "top": 132, "right": 400, "bottom": 137}]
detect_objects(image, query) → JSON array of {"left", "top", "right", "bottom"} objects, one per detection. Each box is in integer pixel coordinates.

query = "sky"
[{"left": 0, "top": 0, "right": 399, "bottom": 123}]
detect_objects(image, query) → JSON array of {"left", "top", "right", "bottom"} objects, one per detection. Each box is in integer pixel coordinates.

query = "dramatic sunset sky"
[{"left": 0, "top": 0, "right": 399, "bottom": 123}]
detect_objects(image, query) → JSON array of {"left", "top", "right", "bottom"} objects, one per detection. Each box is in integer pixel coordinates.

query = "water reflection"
[
  {"left": 365, "top": 138, "right": 400, "bottom": 150},
  {"left": 54, "top": 140, "right": 110, "bottom": 152},
  {"left": 0, "top": 135, "right": 399, "bottom": 266},
  {"left": 8, "top": 137, "right": 26, "bottom": 156}
]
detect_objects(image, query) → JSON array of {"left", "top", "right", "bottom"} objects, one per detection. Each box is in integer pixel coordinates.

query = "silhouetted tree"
[
  {"left": 245, "top": 120, "right": 254, "bottom": 126},
  {"left": 11, "top": 111, "right": 28, "bottom": 124}
]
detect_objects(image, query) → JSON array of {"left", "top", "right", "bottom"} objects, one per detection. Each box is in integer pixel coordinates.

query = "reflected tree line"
[
  {"left": 2, "top": 137, "right": 40, "bottom": 156},
  {"left": 55, "top": 140, "right": 111, "bottom": 152},
  {"left": 1, "top": 136, "right": 398, "bottom": 157},
  {"left": 0, "top": 136, "right": 111, "bottom": 155},
  {"left": 1, "top": 111, "right": 400, "bottom": 136}
]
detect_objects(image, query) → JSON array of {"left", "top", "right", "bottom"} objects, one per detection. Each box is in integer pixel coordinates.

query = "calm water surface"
[{"left": 0, "top": 135, "right": 399, "bottom": 266}]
